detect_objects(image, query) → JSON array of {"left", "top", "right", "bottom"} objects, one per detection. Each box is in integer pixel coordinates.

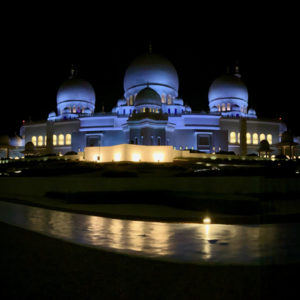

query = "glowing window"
[
  {"left": 44, "top": 136, "right": 47, "bottom": 146},
  {"left": 221, "top": 103, "right": 226, "bottom": 111},
  {"left": 53, "top": 135, "right": 57, "bottom": 146},
  {"left": 65, "top": 134, "right": 71, "bottom": 145},
  {"left": 253, "top": 133, "right": 258, "bottom": 144},
  {"left": 267, "top": 134, "right": 272, "bottom": 145},
  {"left": 246, "top": 133, "right": 251, "bottom": 144},
  {"left": 129, "top": 95, "right": 134, "bottom": 106},
  {"left": 58, "top": 134, "right": 64, "bottom": 145},
  {"left": 167, "top": 95, "right": 172, "bottom": 105},
  {"left": 260, "top": 133, "right": 265, "bottom": 142},
  {"left": 217, "top": 104, "right": 221, "bottom": 112},
  {"left": 227, "top": 103, "right": 231, "bottom": 111},
  {"left": 238, "top": 132, "right": 240, "bottom": 144},
  {"left": 230, "top": 132, "right": 236, "bottom": 143},
  {"left": 38, "top": 136, "right": 43, "bottom": 146},
  {"left": 72, "top": 105, "right": 76, "bottom": 113},
  {"left": 31, "top": 136, "right": 37, "bottom": 146},
  {"left": 161, "top": 94, "right": 166, "bottom": 103}
]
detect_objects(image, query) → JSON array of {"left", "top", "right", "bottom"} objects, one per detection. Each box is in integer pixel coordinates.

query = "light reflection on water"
[{"left": 0, "top": 201, "right": 300, "bottom": 265}]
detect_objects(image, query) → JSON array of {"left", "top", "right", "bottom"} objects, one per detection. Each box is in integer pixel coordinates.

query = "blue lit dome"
[
  {"left": 56, "top": 69, "right": 96, "bottom": 116},
  {"left": 124, "top": 53, "right": 179, "bottom": 99},
  {"left": 57, "top": 77, "right": 96, "bottom": 106},
  {"left": 208, "top": 74, "right": 248, "bottom": 103},
  {"left": 135, "top": 87, "right": 162, "bottom": 107}
]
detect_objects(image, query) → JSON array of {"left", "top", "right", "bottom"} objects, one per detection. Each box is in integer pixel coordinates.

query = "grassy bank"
[
  {"left": 1, "top": 221, "right": 298, "bottom": 299},
  {"left": 1, "top": 159, "right": 300, "bottom": 224}
]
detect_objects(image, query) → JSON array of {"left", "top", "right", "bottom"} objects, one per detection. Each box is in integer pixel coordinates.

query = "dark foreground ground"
[{"left": 0, "top": 222, "right": 299, "bottom": 300}]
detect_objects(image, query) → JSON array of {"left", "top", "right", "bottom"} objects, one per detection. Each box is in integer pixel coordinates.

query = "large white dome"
[
  {"left": 57, "top": 77, "right": 96, "bottom": 105},
  {"left": 208, "top": 74, "right": 248, "bottom": 103},
  {"left": 124, "top": 53, "right": 179, "bottom": 93}
]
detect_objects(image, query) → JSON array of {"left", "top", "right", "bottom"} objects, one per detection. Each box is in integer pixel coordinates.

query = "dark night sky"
[{"left": 1, "top": 8, "right": 299, "bottom": 136}]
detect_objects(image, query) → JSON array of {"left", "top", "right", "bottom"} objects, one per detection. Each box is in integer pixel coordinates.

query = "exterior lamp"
[{"left": 203, "top": 217, "right": 211, "bottom": 224}]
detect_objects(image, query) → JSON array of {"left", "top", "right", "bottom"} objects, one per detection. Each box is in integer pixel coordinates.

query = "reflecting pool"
[{"left": 1, "top": 201, "right": 299, "bottom": 265}]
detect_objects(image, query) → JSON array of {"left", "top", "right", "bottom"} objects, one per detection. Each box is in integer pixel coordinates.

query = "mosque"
[{"left": 2, "top": 51, "right": 299, "bottom": 162}]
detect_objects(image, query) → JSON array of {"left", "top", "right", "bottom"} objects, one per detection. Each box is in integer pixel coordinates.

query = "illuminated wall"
[{"left": 84, "top": 144, "right": 174, "bottom": 163}]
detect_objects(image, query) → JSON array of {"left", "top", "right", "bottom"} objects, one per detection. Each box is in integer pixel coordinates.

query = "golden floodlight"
[{"left": 203, "top": 217, "right": 211, "bottom": 224}]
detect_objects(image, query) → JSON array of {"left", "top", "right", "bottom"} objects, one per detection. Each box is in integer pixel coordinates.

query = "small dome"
[
  {"left": 135, "top": 87, "right": 162, "bottom": 107},
  {"left": 10, "top": 135, "right": 22, "bottom": 147},
  {"left": 117, "top": 99, "right": 127, "bottom": 106},
  {"left": 57, "top": 77, "right": 96, "bottom": 106},
  {"left": 48, "top": 111, "right": 56, "bottom": 118},
  {"left": 124, "top": 53, "right": 179, "bottom": 93},
  {"left": 84, "top": 107, "right": 92, "bottom": 114},
  {"left": 208, "top": 74, "right": 248, "bottom": 103},
  {"left": 248, "top": 108, "right": 256, "bottom": 116}
]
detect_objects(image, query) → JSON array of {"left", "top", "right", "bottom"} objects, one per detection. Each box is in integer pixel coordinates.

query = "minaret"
[{"left": 240, "top": 117, "right": 247, "bottom": 156}]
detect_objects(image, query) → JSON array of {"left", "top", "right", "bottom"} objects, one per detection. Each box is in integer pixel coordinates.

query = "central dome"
[
  {"left": 208, "top": 74, "right": 248, "bottom": 103},
  {"left": 134, "top": 87, "right": 162, "bottom": 107},
  {"left": 124, "top": 53, "right": 179, "bottom": 93},
  {"left": 57, "top": 77, "right": 96, "bottom": 105}
]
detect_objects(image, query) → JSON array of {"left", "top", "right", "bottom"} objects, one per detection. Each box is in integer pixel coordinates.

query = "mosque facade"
[{"left": 12, "top": 52, "right": 296, "bottom": 161}]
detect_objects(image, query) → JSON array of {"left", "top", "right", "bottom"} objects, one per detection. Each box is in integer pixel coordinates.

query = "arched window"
[
  {"left": 134, "top": 137, "right": 138, "bottom": 144},
  {"left": 260, "top": 133, "right": 265, "bottom": 142},
  {"left": 44, "top": 136, "right": 47, "bottom": 146},
  {"left": 267, "top": 134, "right": 272, "bottom": 145},
  {"left": 53, "top": 135, "right": 57, "bottom": 146},
  {"left": 253, "top": 133, "right": 258, "bottom": 144},
  {"left": 217, "top": 104, "right": 221, "bottom": 112},
  {"left": 230, "top": 132, "right": 236, "bottom": 143},
  {"left": 31, "top": 136, "right": 37, "bottom": 146},
  {"left": 221, "top": 103, "right": 226, "bottom": 111},
  {"left": 72, "top": 105, "right": 76, "bottom": 113},
  {"left": 161, "top": 94, "right": 166, "bottom": 103},
  {"left": 246, "top": 133, "right": 251, "bottom": 144},
  {"left": 65, "top": 134, "right": 71, "bottom": 145},
  {"left": 38, "top": 136, "right": 43, "bottom": 146},
  {"left": 227, "top": 103, "right": 231, "bottom": 111},
  {"left": 238, "top": 132, "right": 240, "bottom": 144},
  {"left": 58, "top": 134, "right": 64, "bottom": 145},
  {"left": 167, "top": 95, "right": 172, "bottom": 105}
]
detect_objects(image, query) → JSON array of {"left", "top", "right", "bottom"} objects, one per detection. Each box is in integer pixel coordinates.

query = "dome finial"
[
  {"left": 234, "top": 61, "right": 241, "bottom": 78},
  {"left": 70, "top": 64, "right": 77, "bottom": 78}
]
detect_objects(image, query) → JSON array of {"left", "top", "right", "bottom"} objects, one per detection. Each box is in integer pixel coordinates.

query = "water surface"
[{"left": 0, "top": 201, "right": 299, "bottom": 265}]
